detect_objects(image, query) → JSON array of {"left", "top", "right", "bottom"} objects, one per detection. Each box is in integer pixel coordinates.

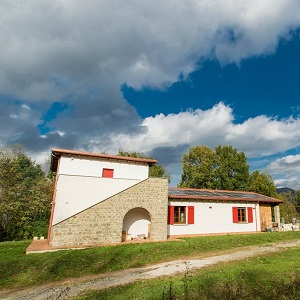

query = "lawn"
[
  {"left": 76, "top": 247, "right": 300, "bottom": 300},
  {"left": 0, "top": 231, "right": 299, "bottom": 291}
]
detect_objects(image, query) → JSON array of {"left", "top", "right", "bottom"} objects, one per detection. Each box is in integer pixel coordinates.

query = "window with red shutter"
[
  {"left": 233, "top": 207, "right": 252, "bottom": 223},
  {"left": 169, "top": 206, "right": 190, "bottom": 224},
  {"left": 102, "top": 168, "right": 114, "bottom": 178},
  {"left": 188, "top": 206, "right": 194, "bottom": 224}
]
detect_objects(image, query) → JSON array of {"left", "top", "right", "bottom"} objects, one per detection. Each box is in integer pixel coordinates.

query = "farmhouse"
[{"left": 48, "top": 148, "right": 282, "bottom": 247}]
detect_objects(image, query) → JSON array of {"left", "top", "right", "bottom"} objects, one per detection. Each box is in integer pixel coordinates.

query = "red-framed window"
[
  {"left": 168, "top": 205, "right": 194, "bottom": 225},
  {"left": 232, "top": 207, "right": 253, "bottom": 223},
  {"left": 102, "top": 168, "right": 114, "bottom": 178}
]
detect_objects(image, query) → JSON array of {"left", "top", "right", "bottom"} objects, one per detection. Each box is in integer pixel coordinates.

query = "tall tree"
[
  {"left": 179, "top": 145, "right": 250, "bottom": 190},
  {"left": 118, "top": 150, "right": 170, "bottom": 181},
  {"left": 248, "top": 170, "right": 277, "bottom": 197},
  {"left": 179, "top": 146, "right": 216, "bottom": 189},
  {"left": 214, "top": 145, "right": 249, "bottom": 190},
  {"left": 0, "top": 145, "right": 53, "bottom": 241}
]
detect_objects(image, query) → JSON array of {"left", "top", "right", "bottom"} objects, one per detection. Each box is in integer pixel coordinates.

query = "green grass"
[
  {"left": 0, "top": 231, "right": 299, "bottom": 290},
  {"left": 74, "top": 247, "right": 300, "bottom": 299}
]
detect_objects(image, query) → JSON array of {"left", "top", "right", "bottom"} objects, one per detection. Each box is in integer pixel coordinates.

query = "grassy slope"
[{"left": 0, "top": 232, "right": 299, "bottom": 290}]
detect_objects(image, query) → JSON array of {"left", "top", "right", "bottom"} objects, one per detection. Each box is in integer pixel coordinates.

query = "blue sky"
[
  {"left": 1, "top": 1, "right": 300, "bottom": 189},
  {"left": 124, "top": 34, "right": 300, "bottom": 121}
]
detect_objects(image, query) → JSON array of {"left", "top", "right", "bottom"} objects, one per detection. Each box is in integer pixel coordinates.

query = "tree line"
[{"left": 0, "top": 145, "right": 299, "bottom": 242}]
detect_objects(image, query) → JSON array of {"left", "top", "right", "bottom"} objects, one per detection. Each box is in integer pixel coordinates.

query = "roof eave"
[
  {"left": 50, "top": 148, "right": 157, "bottom": 172},
  {"left": 168, "top": 194, "right": 283, "bottom": 204}
]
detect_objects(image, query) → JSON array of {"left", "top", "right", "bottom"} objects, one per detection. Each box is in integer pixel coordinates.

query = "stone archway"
[{"left": 122, "top": 207, "right": 151, "bottom": 241}]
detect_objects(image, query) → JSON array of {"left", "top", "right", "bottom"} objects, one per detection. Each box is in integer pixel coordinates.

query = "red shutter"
[
  {"left": 247, "top": 207, "right": 253, "bottom": 223},
  {"left": 188, "top": 206, "right": 194, "bottom": 224},
  {"left": 168, "top": 206, "right": 174, "bottom": 225},
  {"left": 102, "top": 168, "right": 114, "bottom": 178},
  {"left": 232, "top": 207, "right": 238, "bottom": 223}
]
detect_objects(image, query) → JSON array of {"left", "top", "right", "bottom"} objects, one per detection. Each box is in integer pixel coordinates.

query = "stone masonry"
[{"left": 50, "top": 177, "right": 169, "bottom": 247}]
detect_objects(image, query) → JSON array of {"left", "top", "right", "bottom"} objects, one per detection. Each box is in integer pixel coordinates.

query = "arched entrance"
[{"left": 122, "top": 208, "right": 151, "bottom": 241}]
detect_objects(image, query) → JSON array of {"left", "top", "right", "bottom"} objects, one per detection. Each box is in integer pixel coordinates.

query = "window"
[
  {"left": 238, "top": 207, "right": 246, "bottom": 222},
  {"left": 102, "top": 168, "right": 114, "bottom": 178},
  {"left": 174, "top": 206, "right": 186, "bottom": 224},
  {"left": 232, "top": 207, "right": 253, "bottom": 223},
  {"left": 168, "top": 205, "right": 194, "bottom": 225}
]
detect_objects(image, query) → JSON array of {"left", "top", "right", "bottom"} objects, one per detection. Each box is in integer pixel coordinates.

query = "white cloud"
[
  {"left": 105, "top": 103, "right": 300, "bottom": 187},
  {"left": 266, "top": 154, "right": 300, "bottom": 190},
  {"left": 266, "top": 155, "right": 300, "bottom": 190},
  {"left": 267, "top": 155, "right": 300, "bottom": 173},
  {"left": 109, "top": 103, "right": 300, "bottom": 158},
  {"left": 2, "top": 99, "right": 300, "bottom": 188},
  {"left": 0, "top": 0, "right": 300, "bottom": 101},
  {"left": 273, "top": 176, "right": 300, "bottom": 191}
]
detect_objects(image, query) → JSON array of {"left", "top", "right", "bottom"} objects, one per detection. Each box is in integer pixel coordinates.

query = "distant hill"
[{"left": 276, "top": 187, "right": 296, "bottom": 195}]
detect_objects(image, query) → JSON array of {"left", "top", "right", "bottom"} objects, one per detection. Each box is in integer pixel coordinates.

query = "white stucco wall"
[
  {"left": 52, "top": 156, "right": 150, "bottom": 225},
  {"left": 58, "top": 156, "right": 149, "bottom": 179},
  {"left": 168, "top": 201, "right": 260, "bottom": 236}
]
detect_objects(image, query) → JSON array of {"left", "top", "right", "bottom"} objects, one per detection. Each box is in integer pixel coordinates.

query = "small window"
[
  {"left": 238, "top": 207, "right": 247, "bottom": 222},
  {"left": 174, "top": 206, "right": 186, "bottom": 224},
  {"left": 102, "top": 168, "right": 114, "bottom": 178},
  {"left": 168, "top": 205, "right": 194, "bottom": 225},
  {"left": 233, "top": 207, "right": 253, "bottom": 223}
]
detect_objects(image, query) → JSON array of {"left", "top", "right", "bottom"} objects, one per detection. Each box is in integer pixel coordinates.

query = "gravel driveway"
[{"left": 2, "top": 239, "right": 300, "bottom": 300}]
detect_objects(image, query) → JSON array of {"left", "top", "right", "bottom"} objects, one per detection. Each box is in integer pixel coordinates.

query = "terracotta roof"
[
  {"left": 51, "top": 148, "right": 157, "bottom": 171},
  {"left": 168, "top": 187, "right": 283, "bottom": 204}
]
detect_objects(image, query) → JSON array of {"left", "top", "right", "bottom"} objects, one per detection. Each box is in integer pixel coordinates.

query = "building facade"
[{"left": 48, "top": 149, "right": 282, "bottom": 247}]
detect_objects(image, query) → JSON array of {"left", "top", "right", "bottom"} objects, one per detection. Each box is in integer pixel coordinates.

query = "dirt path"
[{"left": 2, "top": 240, "right": 300, "bottom": 300}]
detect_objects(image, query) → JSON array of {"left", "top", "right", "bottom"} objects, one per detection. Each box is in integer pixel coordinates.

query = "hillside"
[{"left": 276, "top": 187, "right": 296, "bottom": 195}]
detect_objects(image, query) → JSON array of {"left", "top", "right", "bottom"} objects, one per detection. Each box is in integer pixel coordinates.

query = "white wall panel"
[{"left": 58, "top": 156, "right": 149, "bottom": 180}]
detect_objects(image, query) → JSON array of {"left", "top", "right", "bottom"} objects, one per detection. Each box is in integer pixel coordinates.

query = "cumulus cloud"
[
  {"left": 266, "top": 155, "right": 300, "bottom": 190},
  {"left": 105, "top": 103, "right": 300, "bottom": 187},
  {"left": 267, "top": 155, "right": 300, "bottom": 173},
  {"left": 109, "top": 103, "right": 300, "bottom": 158},
  {"left": 0, "top": 0, "right": 300, "bottom": 101},
  {"left": 2, "top": 0, "right": 300, "bottom": 152}
]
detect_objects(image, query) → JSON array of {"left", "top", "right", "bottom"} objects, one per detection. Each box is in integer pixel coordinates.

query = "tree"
[
  {"left": 214, "top": 145, "right": 250, "bottom": 191},
  {"left": 179, "top": 146, "right": 216, "bottom": 189},
  {"left": 248, "top": 170, "right": 277, "bottom": 197},
  {"left": 278, "top": 191, "right": 299, "bottom": 223},
  {"left": 179, "top": 145, "right": 250, "bottom": 190},
  {"left": 118, "top": 150, "right": 170, "bottom": 181},
  {"left": 294, "top": 190, "right": 300, "bottom": 214},
  {"left": 0, "top": 145, "right": 54, "bottom": 241}
]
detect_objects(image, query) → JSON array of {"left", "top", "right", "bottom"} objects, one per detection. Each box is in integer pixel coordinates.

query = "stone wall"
[{"left": 49, "top": 177, "right": 169, "bottom": 247}]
